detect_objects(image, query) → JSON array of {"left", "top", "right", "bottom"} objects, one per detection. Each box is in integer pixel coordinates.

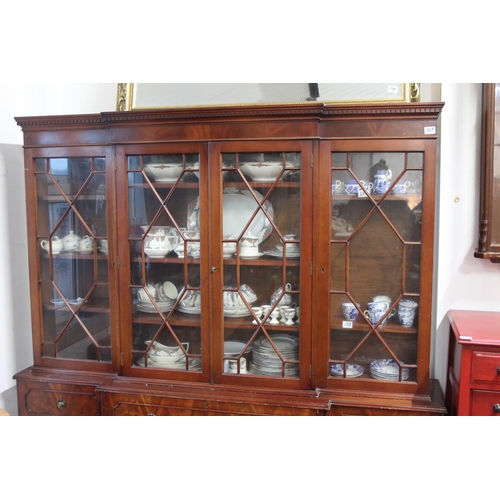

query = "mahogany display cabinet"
[{"left": 14, "top": 102, "right": 446, "bottom": 416}]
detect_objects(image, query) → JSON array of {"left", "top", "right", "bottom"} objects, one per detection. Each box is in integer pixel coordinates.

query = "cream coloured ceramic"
[
  {"left": 62, "top": 230, "right": 81, "bottom": 251},
  {"left": 240, "top": 161, "right": 283, "bottom": 181},
  {"left": 40, "top": 236, "right": 63, "bottom": 254}
]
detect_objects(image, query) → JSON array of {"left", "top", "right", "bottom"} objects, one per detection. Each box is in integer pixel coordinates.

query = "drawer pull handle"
[
  {"left": 57, "top": 399, "right": 67, "bottom": 410},
  {"left": 148, "top": 413, "right": 156, "bottom": 416},
  {"left": 493, "top": 404, "right": 500, "bottom": 413},
  {"left": 497, "top": 367, "right": 500, "bottom": 375}
]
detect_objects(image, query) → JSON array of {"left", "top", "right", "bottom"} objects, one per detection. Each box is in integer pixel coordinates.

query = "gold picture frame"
[{"left": 116, "top": 83, "right": 420, "bottom": 111}]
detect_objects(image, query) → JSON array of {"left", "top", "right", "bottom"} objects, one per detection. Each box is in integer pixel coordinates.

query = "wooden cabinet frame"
[{"left": 15, "top": 102, "right": 446, "bottom": 416}]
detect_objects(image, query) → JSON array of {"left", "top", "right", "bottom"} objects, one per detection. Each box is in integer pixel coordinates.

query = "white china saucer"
[{"left": 239, "top": 252, "right": 263, "bottom": 259}]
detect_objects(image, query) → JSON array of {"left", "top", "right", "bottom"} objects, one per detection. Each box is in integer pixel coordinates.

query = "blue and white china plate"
[
  {"left": 330, "top": 363, "right": 364, "bottom": 378},
  {"left": 370, "top": 359, "right": 409, "bottom": 380}
]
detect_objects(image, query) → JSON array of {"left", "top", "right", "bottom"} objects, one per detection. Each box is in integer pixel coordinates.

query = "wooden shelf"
[{"left": 330, "top": 315, "right": 417, "bottom": 335}]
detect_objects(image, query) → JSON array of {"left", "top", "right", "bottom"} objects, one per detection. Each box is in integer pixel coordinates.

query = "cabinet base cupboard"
[{"left": 14, "top": 102, "right": 446, "bottom": 416}]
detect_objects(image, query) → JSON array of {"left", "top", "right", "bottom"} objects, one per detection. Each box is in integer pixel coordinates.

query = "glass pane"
[
  {"left": 328, "top": 150, "right": 422, "bottom": 384},
  {"left": 36, "top": 157, "right": 110, "bottom": 362},
  {"left": 129, "top": 153, "right": 202, "bottom": 371},
  {"left": 221, "top": 152, "right": 301, "bottom": 377}
]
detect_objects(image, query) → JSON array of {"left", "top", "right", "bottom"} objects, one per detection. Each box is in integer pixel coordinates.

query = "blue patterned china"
[
  {"left": 391, "top": 180, "right": 411, "bottom": 194},
  {"left": 370, "top": 359, "right": 409, "bottom": 381},
  {"left": 344, "top": 179, "right": 359, "bottom": 195},
  {"left": 373, "top": 169, "right": 392, "bottom": 194},
  {"left": 364, "top": 301, "right": 390, "bottom": 325},
  {"left": 398, "top": 299, "right": 418, "bottom": 327},
  {"left": 342, "top": 302, "right": 360, "bottom": 320}
]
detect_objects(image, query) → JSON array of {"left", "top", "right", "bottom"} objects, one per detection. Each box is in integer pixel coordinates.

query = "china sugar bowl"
[
  {"left": 62, "top": 230, "right": 81, "bottom": 251},
  {"left": 240, "top": 231, "right": 259, "bottom": 257}
]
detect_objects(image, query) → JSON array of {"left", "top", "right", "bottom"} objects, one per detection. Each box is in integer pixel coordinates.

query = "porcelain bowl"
[
  {"left": 144, "top": 247, "right": 170, "bottom": 258},
  {"left": 144, "top": 162, "right": 184, "bottom": 182},
  {"left": 146, "top": 340, "right": 188, "bottom": 363},
  {"left": 240, "top": 161, "right": 283, "bottom": 182}
]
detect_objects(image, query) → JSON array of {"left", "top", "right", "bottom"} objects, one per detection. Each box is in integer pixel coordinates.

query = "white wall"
[
  {"left": 1, "top": 83, "right": 499, "bottom": 402},
  {"left": 0, "top": 84, "right": 116, "bottom": 395},
  {"left": 0, "top": 83, "right": 117, "bottom": 144},
  {"left": 433, "top": 84, "right": 500, "bottom": 388}
]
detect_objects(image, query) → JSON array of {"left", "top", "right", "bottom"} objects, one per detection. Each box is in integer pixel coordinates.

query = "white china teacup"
[{"left": 162, "top": 281, "right": 178, "bottom": 300}]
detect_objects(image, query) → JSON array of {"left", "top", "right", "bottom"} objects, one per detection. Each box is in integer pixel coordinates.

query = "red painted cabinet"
[{"left": 446, "top": 310, "right": 500, "bottom": 416}]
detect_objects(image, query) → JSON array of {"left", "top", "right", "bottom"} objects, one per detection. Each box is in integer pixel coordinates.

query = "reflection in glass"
[
  {"left": 37, "top": 157, "right": 110, "bottom": 362},
  {"left": 128, "top": 153, "right": 202, "bottom": 371},
  {"left": 328, "top": 150, "right": 423, "bottom": 382},
  {"left": 221, "top": 152, "right": 301, "bottom": 377}
]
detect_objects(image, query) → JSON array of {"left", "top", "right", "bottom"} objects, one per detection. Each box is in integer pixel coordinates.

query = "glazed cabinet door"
[
  {"left": 27, "top": 146, "right": 118, "bottom": 371},
  {"left": 315, "top": 139, "right": 437, "bottom": 394},
  {"left": 116, "top": 144, "right": 210, "bottom": 382},
  {"left": 210, "top": 141, "right": 313, "bottom": 389}
]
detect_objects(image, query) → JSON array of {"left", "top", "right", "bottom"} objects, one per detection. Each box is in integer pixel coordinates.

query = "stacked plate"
[
  {"left": 370, "top": 359, "right": 409, "bottom": 381},
  {"left": 137, "top": 299, "right": 175, "bottom": 313},
  {"left": 136, "top": 356, "right": 201, "bottom": 370},
  {"left": 223, "top": 307, "right": 253, "bottom": 317},
  {"left": 249, "top": 334, "right": 299, "bottom": 377},
  {"left": 177, "top": 304, "right": 201, "bottom": 315},
  {"left": 178, "top": 289, "right": 201, "bottom": 315},
  {"left": 330, "top": 363, "right": 364, "bottom": 378},
  {"left": 263, "top": 243, "right": 300, "bottom": 260},
  {"left": 263, "top": 249, "right": 300, "bottom": 259},
  {"left": 223, "top": 287, "right": 257, "bottom": 317},
  {"left": 224, "top": 340, "right": 251, "bottom": 356}
]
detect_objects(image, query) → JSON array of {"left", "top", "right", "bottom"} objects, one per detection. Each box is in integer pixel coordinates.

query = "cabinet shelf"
[
  {"left": 45, "top": 304, "right": 110, "bottom": 314},
  {"left": 38, "top": 194, "right": 103, "bottom": 202},
  {"left": 134, "top": 180, "right": 301, "bottom": 190},
  {"left": 132, "top": 311, "right": 300, "bottom": 331},
  {"left": 330, "top": 315, "right": 417, "bottom": 334},
  {"left": 331, "top": 193, "right": 421, "bottom": 204},
  {"left": 129, "top": 254, "right": 300, "bottom": 266},
  {"left": 224, "top": 257, "right": 300, "bottom": 266},
  {"left": 131, "top": 181, "right": 199, "bottom": 189},
  {"left": 42, "top": 252, "right": 108, "bottom": 260}
]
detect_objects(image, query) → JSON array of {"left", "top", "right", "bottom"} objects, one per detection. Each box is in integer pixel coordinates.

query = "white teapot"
[
  {"left": 40, "top": 236, "right": 63, "bottom": 254},
  {"left": 62, "top": 231, "right": 81, "bottom": 251}
]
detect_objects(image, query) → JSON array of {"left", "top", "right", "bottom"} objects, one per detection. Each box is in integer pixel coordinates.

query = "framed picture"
[{"left": 116, "top": 83, "right": 419, "bottom": 111}]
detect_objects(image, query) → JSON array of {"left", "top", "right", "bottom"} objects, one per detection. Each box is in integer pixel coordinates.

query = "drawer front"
[
  {"left": 470, "top": 390, "right": 500, "bottom": 416},
  {"left": 111, "top": 401, "right": 240, "bottom": 416},
  {"left": 472, "top": 352, "right": 500, "bottom": 383},
  {"left": 103, "top": 393, "right": 321, "bottom": 416},
  {"left": 24, "top": 387, "right": 100, "bottom": 416}
]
